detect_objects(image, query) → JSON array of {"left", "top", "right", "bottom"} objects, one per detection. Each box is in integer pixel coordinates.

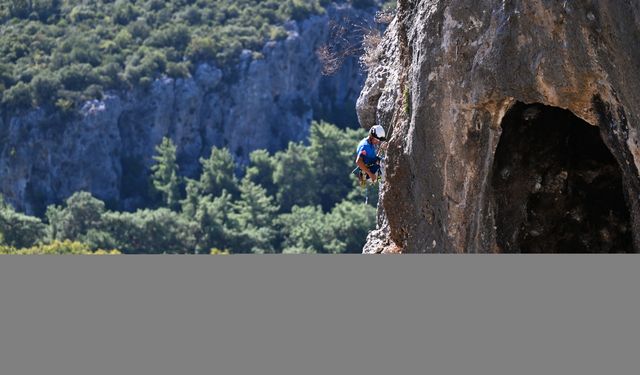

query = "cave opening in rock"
[{"left": 492, "top": 102, "right": 633, "bottom": 253}]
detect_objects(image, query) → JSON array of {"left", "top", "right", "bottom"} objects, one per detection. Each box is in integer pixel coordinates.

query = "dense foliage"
[
  {"left": 0, "top": 240, "right": 120, "bottom": 254},
  {"left": 0, "top": 0, "right": 391, "bottom": 253},
  {"left": 0, "top": 122, "right": 381, "bottom": 254},
  {"left": 0, "top": 0, "right": 388, "bottom": 113}
]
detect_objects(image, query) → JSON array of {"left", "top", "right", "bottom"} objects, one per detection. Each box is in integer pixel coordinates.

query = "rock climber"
[{"left": 353, "top": 125, "right": 386, "bottom": 185}]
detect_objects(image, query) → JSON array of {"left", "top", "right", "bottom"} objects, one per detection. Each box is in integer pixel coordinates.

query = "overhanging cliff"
[{"left": 358, "top": 0, "right": 640, "bottom": 253}]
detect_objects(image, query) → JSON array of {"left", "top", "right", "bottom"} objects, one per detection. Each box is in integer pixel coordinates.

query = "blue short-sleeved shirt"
[{"left": 356, "top": 137, "right": 378, "bottom": 165}]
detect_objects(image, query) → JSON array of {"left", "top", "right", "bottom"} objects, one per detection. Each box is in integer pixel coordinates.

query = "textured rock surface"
[
  {"left": 0, "top": 5, "right": 372, "bottom": 214},
  {"left": 359, "top": 0, "right": 640, "bottom": 253}
]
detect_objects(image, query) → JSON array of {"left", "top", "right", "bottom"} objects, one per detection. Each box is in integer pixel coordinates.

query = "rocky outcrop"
[
  {"left": 0, "top": 4, "right": 374, "bottom": 214},
  {"left": 359, "top": 0, "right": 640, "bottom": 253}
]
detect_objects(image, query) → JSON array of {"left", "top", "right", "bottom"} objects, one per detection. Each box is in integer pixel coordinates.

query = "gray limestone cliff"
[
  {"left": 358, "top": 0, "right": 640, "bottom": 253},
  {"left": 0, "top": 4, "right": 373, "bottom": 215}
]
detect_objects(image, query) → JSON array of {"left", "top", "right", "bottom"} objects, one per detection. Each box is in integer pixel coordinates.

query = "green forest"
[
  {"left": 0, "top": 122, "right": 381, "bottom": 254},
  {"left": 0, "top": 1, "right": 394, "bottom": 254},
  {"left": 0, "top": 0, "right": 390, "bottom": 114}
]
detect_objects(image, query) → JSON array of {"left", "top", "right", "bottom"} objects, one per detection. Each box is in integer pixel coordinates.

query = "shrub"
[
  {"left": 69, "top": 5, "right": 94, "bottom": 23},
  {"left": 70, "top": 42, "right": 102, "bottom": 66},
  {"left": 55, "top": 96, "right": 75, "bottom": 114},
  {"left": 95, "top": 62, "right": 123, "bottom": 88},
  {"left": 181, "top": 6, "right": 202, "bottom": 25},
  {"left": 213, "top": 39, "right": 242, "bottom": 66},
  {"left": 128, "top": 19, "right": 151, "bottom": 41},
  {"left": 147, "top": 0, "right": 165, "bottom": 12},
  {"left": 268, "top": 26, "right": 288, "bottom": 41},
  {"left": 0, "top": 201, "right": 47, "bottom": 248},
  {"left": 281, "top": 246, "right": 317, "bottom": 254},
  {"left": 186, "top": 36, "right": 217, "bottom": 62},
  {"left": 59, "top": 63, "right": 97, "bottom": 91},
  {"left": 47, "top": 192, "right": 106, "bottom": 242},
  {"left": 101, "top": 209, "right": 197, "bottom": 254},
  {"left": 31, "top": 73, "right": 61, "bottom": 106},
  {"left": 9, "top": 0, "right": 32, "bottom": 19},
  {"left": 360, "top": 27, "right": 383, "bottom": 72},
  {"left": 0, "top": 63, "right": 14, "bottom": 88},
  {"left": 210, "top": 248, "right": 230, "bottom": 255},
  {"left": 83, "top": 84, "right": 103, "bottom": 100},
  {"left": 2, "top": 81, "right": 32, "bottom": 109},
  {"left": 16, "top": 66, "right": 36, "bottom": 84},
  {"left": 0, "top": 240, "right": 121, "bottom": 255},
  {"left": 147, "top": 25, "right": 191, "bottom": 51},
  {"left": 0, "top": 0, "right": 354, "bottom": 113},
  {"left": 31, "top": 0, "right": 61, "bottom": 22},
  {"left": 114, "top": 29, "right": 133, "bottom": 49},
  {"left": 113, "top": 1, "right": 139, "bottom": 25},
  {"left": 166, "top": 61, "right": 191, "bottom": 78}
]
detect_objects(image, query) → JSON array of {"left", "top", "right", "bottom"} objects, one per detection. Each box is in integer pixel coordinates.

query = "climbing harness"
[{"left": 351, "top": 149, "right": 385, "bottom": 204}]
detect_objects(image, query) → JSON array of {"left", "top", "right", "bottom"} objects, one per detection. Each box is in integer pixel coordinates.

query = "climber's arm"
[{"left": 356, "top": 155, "right": 377, "bottom": 181}]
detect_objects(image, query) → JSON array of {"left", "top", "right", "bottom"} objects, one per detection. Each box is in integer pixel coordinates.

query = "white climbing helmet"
[{"left": 370, "top": 125, "right": 386, "bottom": 141}]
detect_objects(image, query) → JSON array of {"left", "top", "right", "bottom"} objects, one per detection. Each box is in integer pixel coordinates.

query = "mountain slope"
[{"left": 0, "top": 2, "right": 380, "bottom": 214}]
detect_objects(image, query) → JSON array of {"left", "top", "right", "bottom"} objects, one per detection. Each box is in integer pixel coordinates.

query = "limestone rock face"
[
  {"left": 0, "top": 5, "right": 372, "bottom": 214},
  {"left": 359, "top": 0, "right": 640, "bottom": 253}
]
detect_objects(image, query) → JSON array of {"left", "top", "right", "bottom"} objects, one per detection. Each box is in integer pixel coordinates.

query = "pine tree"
[
  {"left": 245, "top": 149, "right": 277, "bottom": 197},
  {"left": 194, "top": 191, "right": 233, "bottom": 254},
  {"left": 151, "top": 137, "right": 182, "bottom": 210},
  {"left": 228, "top": 176, "right": 279, "bottom": 253},
  {"left": 278, "top": 205, "right": 330, "bottom": 254},
  {"left": 198, "top": 146, "right": 239, "bottom": 199},
  {"left": 327, "top": 200, "right": 376, "bottom": 253},
  {"left": 308, "top": 121, "right": 359, "bottom": 211},
  {"left": 180, "top": 178, "right": 201, "bottom": 217},
  {"left": 273, "top": 142, "right": 318, "bottom": 212}
]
